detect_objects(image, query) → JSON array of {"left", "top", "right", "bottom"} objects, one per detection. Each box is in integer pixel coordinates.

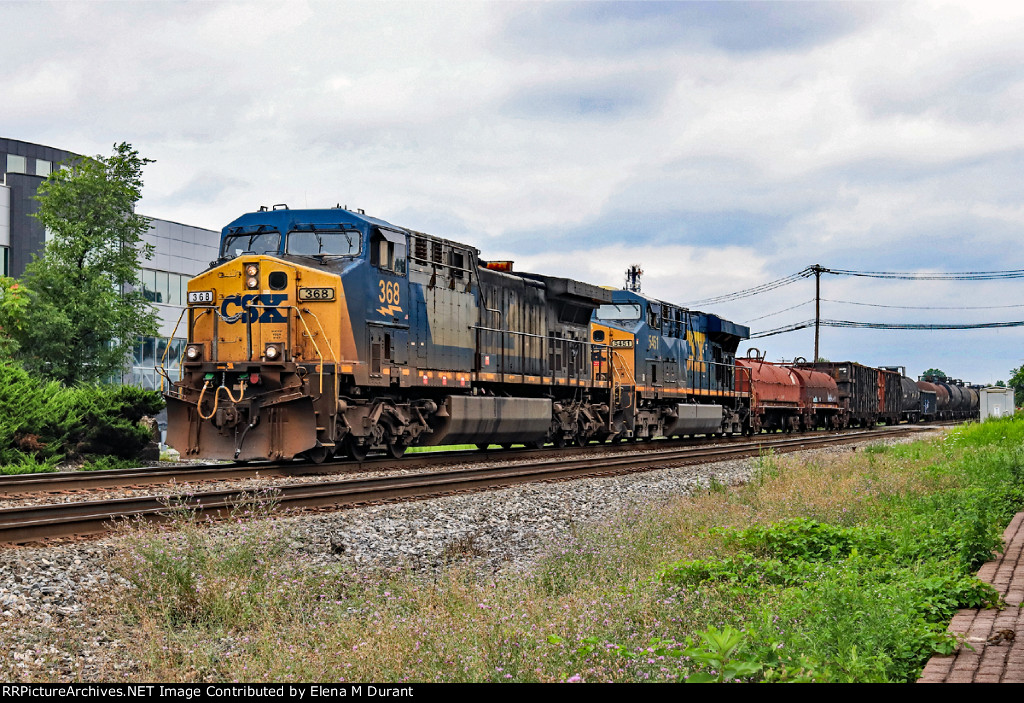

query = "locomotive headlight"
[
  {"left": 184, "top": 344, "right": 203, "bottom": 362},
  {"left": 264, "top": 343, "right": 281, "bottom": 360},
  {"left": 245, "top": 263, "right": 259, "bottom": 289}
]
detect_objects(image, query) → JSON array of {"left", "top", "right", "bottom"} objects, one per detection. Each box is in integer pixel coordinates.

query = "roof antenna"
[{"left": 624, "top": 264, "right": 643, "bottom": 292}]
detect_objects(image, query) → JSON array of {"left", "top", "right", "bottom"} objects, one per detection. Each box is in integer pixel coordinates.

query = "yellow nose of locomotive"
[
  {"left": 165, "top": 255, "right": 352, "bottom": 461},
  {"left": 185, "top": 256, "right": 294, "bottom": 363}
]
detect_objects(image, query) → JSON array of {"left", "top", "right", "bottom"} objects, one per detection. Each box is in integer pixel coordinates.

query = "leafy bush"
[
  {"left": 719, "top": 517, "right": 891, "bottom": 561},
  {"left": 0, "top": 361, "right": 163, "bottom": 470}
]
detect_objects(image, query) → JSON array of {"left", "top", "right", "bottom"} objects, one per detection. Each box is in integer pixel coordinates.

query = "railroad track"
[
  {"left": 0, "top": 424, "right": 941, "bottom": 544},
  {"left": 0, "top": 421, "right": 956, "bottom": 497}
]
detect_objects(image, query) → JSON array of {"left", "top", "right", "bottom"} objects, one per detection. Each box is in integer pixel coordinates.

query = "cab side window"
[
  {"left": 372, "top": 229, "right": 407, "bottom": 275},
  {"left": 647, "top": 304, "right": 661, "bottom": 330}
]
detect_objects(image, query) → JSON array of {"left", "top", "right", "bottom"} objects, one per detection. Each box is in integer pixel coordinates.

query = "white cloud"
[{"left": 2, "top": 0, "right": 1023, "bottom": 381}]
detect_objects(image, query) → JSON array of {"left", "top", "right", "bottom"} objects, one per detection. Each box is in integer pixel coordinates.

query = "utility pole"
[{"left": 810, "top": 264, "right": 829, "bottom": 362}]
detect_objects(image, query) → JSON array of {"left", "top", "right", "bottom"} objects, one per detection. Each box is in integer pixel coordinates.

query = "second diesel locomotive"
[{"left": 164, "top": 206, "right": 749, "bottom": 461}]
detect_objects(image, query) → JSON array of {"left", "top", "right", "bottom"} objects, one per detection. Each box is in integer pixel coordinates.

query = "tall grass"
[{"left": 102, "top": 417, "right": 1024, "bottom": 682}]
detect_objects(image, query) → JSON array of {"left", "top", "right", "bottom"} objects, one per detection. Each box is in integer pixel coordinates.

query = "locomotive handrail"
[
  {"left": 241, "top": 303, "right": 335, "bottom": 398},
  {"left": 471, "top": 324, "right": 584, "bottom": 343},
  {"left": 293, "top": 305, "right": 339, "bottom": 402},
  {"left": 155, "top": 306, "right": 191, "bottom": 393},
  {"left": 609, "top": 350, "right": 636, "bottom": 419},
  {"left": 166, "top": 302, "right": 334, "bottom": 399},
  {"left": 471, "top": 324, "right": 597, "bottom": 385}
]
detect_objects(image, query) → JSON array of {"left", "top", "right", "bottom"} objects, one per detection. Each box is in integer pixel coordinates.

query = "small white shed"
[{"left": 980, "top": 387, "right": 1015, "bottom": 420}]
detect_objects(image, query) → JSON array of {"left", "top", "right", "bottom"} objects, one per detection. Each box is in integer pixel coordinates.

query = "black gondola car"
[{"left": 797, "top": 361, "right": 880, "bottom": 427}]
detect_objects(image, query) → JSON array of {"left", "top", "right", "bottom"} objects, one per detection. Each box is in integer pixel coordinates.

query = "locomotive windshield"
[
  {"left": 221, "top": 231, "right": 282, "bottom": 259},
  {"left": 286, "top": 227, "right": 361, "bottom": 258},
  {"left": 595, "top": 304, "right": 642, "bottom": 321}
]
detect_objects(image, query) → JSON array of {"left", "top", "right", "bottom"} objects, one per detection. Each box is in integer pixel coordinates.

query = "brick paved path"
[{"left": 919, "top": 512, "right": 1024, "bottom": 683}]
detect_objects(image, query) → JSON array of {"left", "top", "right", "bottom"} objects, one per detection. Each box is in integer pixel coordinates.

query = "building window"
[
  {"left": 35, "top": 160, "right": 52, "bottom": 178},
  {"left": 130, "top": 335, "right": 186, "bottom": 389},
  {"left": 140, "top": 268, "right": 191, "bottom": 306},
  {"left": 5, "top": 155, "right": 26, "bottom": 175},
  {"left": 141, "top": 269, "right": 159, "bottom": 302}
]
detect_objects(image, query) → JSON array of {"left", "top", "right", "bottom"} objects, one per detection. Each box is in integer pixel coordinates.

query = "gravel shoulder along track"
[{"left": 0, "top": 429, "right": 943, "bottom": 680}]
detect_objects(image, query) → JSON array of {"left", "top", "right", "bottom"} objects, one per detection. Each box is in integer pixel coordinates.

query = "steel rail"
[
  {"left": 0, "top": 425, "right": 937, "bottom": 544},
  {"left": 0, "top": 422, "right": 954, "bottom": 497}
]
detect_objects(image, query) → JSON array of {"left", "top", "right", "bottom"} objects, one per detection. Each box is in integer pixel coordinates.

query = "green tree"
[
  {"left": 0, "top": 277, "right": 31, "bottom": 359},
  {"left": 15, "top": 143, "right": 157, "bottom": 384},
  {"left": 1009, "top": 366, "right": 1024, "bottom": 408},
  {"left": 922, "top": 368, "right": 947, "bottom": 381}
]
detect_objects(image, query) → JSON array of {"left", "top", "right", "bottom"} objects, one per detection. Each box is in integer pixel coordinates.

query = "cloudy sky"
[{"left": 4, "top": 0, "right": 1024, "bottom": 383}]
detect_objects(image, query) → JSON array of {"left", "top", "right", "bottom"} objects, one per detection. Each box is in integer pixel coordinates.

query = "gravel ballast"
[{"left": 0, "top": 430, "right": 941, "bottom": 679}]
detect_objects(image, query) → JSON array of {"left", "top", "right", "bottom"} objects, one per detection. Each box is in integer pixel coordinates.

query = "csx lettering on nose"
[{"left": 220, "top": 294, "right": 288, "bottom": 323}]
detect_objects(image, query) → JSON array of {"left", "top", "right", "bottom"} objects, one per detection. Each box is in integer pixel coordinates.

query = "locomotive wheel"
[
  {"left": 344, "top": 437, "right": 369, "bottom": 462},
  {"left": 385, "top": 440, "right": 405, "bottom": 462},
  {"left": 302, "top": 445, "right": 330, "bottom": 464}
]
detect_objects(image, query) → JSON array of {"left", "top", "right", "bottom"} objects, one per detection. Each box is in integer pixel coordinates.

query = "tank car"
[
  {"left": 963, "top": 386, "right": 981, "bottom": 418},
  {"left": 734, "top": 356, "right": 802, "bottom": 433},
  {"left": 919, "top": 389, "right": 937, "bottom": 421},
  {"left": 162, "top": 206, "right": 752, "bottom": 461},
  {"left": 792, "top": 365, "right": 845, "bottom": 430},
  {"left": 917, "top": 379, "right": 950, "bottom": 419}
]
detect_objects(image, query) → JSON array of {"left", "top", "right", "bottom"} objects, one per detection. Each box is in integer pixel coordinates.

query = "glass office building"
[{"left": 0, "top": 138, "right": 220, "bottom": 388}]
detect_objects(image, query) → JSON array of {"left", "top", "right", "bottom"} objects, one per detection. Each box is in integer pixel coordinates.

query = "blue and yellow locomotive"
[
  {"left": 590, "top": 289, "right": 749, "bottom": 440},
  {"left": 163, "top": 206, "right": 750, "bottom": 461}
]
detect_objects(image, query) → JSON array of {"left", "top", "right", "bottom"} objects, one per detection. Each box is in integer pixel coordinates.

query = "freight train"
[{"left": 161, "top": 206, "right": 978, "bottom": 462}]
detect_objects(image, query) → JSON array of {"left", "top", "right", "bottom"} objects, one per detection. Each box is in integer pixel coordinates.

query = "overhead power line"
[
  {"left": 686, "top": 268, "right": 813, "bottom": 306},
  {"left": 822, "top": 298, "right": 1024, "bottom": 311},
  {"left": 743, "top": 299, "right": 814, "bottom": 324},
  {"left": 827, "top": 268, "right": 1024, "bottom": 280},
  {"left": 689, "top": 265, "right": 1024, "bottom": 309},
  {"left": 750, "top": 318, "right": 1024, "bottom": 339}
]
